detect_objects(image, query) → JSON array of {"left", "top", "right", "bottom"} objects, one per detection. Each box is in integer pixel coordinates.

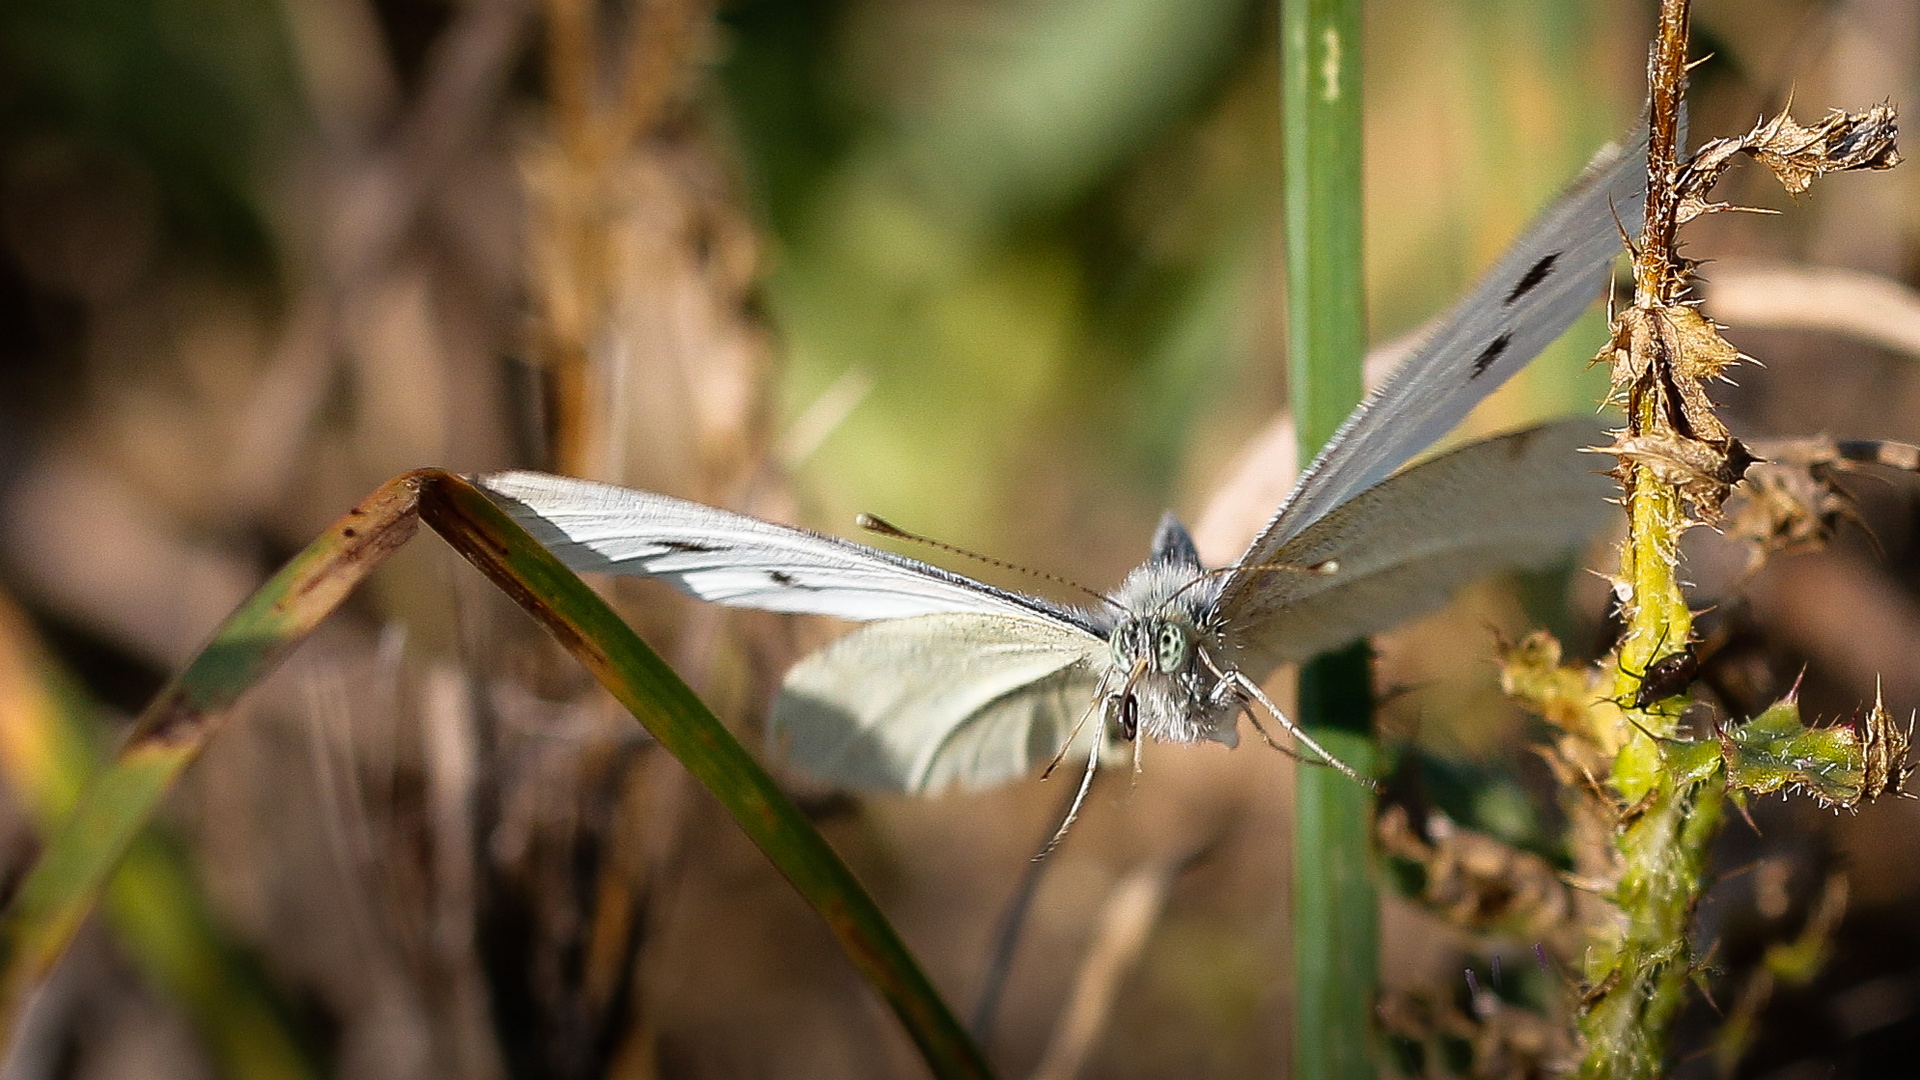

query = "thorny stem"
[
  {"left": 1633, "top": 0, "right": 1690, "bottom": 306},
  {"left": 1579, "top": 2, "right": 1728, "bottom": 1076}
]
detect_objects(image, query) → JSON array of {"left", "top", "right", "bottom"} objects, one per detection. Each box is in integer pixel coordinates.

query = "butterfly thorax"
[{"left": 1096, "top": 531, "right": 1240, "bottom": 747}]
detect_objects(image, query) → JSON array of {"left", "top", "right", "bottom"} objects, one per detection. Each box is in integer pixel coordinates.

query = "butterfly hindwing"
[
  {"left": 771, "top": 613, "right": 1106, "bottom": 793},
  {"left": 481, "top": 471, "right": 1098, "bottom": 631},
  {"left": 1217, "top": 418, "right": 1617, "bottom": 676}
]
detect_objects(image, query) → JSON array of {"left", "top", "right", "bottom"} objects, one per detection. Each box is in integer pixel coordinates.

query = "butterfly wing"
[
  {"left": 771, "top": 613, "right": 1106, "bottom": 793},
  {"left": 480, "top": 471, "right": 1099, "bottom": 631},
  {"left": 1236, "top": 123, "right": 1649, "bottom": 571},
  {"left": 1217, "top": 419, "right": 1616, "bottom": 676}
]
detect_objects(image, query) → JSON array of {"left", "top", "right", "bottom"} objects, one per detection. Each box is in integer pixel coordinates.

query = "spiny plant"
[{"left": 1382, "top": 2, "right": 1909, "bottom": 1077}]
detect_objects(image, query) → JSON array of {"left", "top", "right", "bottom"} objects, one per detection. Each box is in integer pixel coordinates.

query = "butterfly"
[{"left": 481, "top": 122, "right": 1651, "bottom": 838}]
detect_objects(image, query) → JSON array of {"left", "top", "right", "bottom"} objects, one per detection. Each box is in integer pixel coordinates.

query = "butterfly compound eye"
[{"left": 1155, "top": 623, "right": 1190, "bottom": 674}]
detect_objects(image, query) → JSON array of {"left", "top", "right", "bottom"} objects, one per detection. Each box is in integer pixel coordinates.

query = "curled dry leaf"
[
  {"left": 1857, "top": 683, "right": 1917, "bottom": 801},
  {"left": 1595, "top": 302, "right": 1755, "bottom": 522},
  {"left": 1378, "top": 984, "right": 1576, "bottom": 1080},
  {"left": 1726, "top": 437, "right": 1920, "bottom": 571},
  {"left": 1592, "top": 105, "right": 1899, "bottom": 525},
  {"left": 1676, "top": 104, "right": 1902, "bottom": 222},
  {"left": 1377, "top": 805, "right": 1580, "bottom": 955},
  {"left": 1605, "top": 430, "right": 1756, "bottom": 525}
]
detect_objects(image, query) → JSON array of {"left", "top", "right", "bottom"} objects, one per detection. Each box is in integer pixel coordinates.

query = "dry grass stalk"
[{"left": 1027, "top": 861, "right": 1179, "bottom": 1080}]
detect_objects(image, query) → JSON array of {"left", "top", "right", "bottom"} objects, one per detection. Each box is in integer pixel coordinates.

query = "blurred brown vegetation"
[{"left": 0, "top": 0, "right": 1918, "bottom": 1077}]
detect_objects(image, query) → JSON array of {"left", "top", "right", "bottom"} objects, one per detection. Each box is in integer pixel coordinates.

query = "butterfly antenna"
[
  {"left": 857, "top": 513, "right": 1123, "bottom": 612},
  {"left": 1159, "top": 557, "right": 1340, "bottom": 610}
]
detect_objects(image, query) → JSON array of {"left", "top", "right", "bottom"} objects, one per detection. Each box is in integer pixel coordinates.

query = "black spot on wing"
[
  {"left": 1469, "top": 333, "right": 1512, "bottom": 379},
  {"left": 1505, "top": 252, "right": 1559, "bottom": 304},
  {"left": 769, "top": 569, "right": 798, "bottom": 586},
  {"left": 657, "top": 538, "right": 721, "bottom": 554}
]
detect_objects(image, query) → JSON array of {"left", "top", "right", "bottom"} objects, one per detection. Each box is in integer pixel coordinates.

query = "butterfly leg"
[
  {"left": 1232, "top": 703, "right": 1313, "bottom": 765},
  {"left": 1227, "top": 669, "right": 1377, "bottom": 790},
  {"left": 1042, "top": 668, "right": 1117, "bottom": 780},
  {"left": 1037, "top": 722, "right": 1103, "bottom": 860}
]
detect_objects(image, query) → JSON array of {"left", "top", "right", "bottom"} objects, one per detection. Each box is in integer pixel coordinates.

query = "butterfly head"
[{"left": 1096, "top": 515, "right": 1239, "bottom": 747}]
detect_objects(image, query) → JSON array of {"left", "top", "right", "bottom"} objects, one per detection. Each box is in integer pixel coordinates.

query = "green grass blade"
[
  {"left": 1289, "top": 648, "right": 1376, "bottom": 1080},
  {"left": 421, "top": 475, "right": 994, "bottom": 1080},
  {"left": 1283, "top": 0, "right": 1364, "bottom": 457},
  {"left": 0, "top": 474, "right": 424, "bottom": 1046},
  {"left": 0, "top": 470, "right": 991, "bottom": 1080},
  {"left": 1282, "top": 0, "right": 1378, "bottom": 1077},
  {"left": 0, "top": 600, "right": 318, "bottom": 1080}
]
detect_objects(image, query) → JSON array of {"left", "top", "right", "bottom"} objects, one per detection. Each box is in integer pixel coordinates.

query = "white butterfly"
[{"left": 481, "top": 123, "right": 1649, "bottom": 832}]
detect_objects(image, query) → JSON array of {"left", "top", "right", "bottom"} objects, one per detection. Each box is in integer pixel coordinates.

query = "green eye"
[{"left": 1155, "top": 624, "right": 1189, "bottom": 673}]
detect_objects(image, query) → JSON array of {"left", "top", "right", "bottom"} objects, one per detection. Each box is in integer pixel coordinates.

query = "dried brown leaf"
[
  {"left": 1598, "top": 303, "right": 1755, "bottom": 520},
  {"left": 1673, "top": 105, "right": 1901, "bottom": 223},
  {"left": 1724, "top": 436, "right": 1920, "bottom": 571},
  {"left": 1606, "top": 432, "right": 1752, "bottom": 523},
  {"left": 1377, "top": 805, "right": 1579, "bottom": 952},
  {"left": 1859, "top": 682, "right": 1916, "bottom": 801}
]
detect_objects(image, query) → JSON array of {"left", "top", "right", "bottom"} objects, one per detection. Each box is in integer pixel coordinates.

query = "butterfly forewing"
[
  {"left": 1217, "top": 419, "right": 1617, "bottom": 677},
  {"left": 772, "top": 613, "right": 1105, "bottom": 792},
  {"left": 482, "top": 471, "right": 1099, "bottom": 632},
  {"left": 1235, "top": 124, "right": 1650, "bottom": 571}
]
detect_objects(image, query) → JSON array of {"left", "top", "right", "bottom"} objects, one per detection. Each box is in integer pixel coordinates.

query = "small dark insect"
[
  {"left": 1505, "top": 252, "right": 1559, "bottom": 303},
  {"left": 1470, "top": 333, "right": 1512, "bottom": 378},
  {"left": 1632, "top": 648, "right": 1701, "bottom": 709},
  {"left": 1612, "top": 634, "right": 1702, "bottom": 711},
  {"left": 1118, "top": 694, "right": 1139, "bottom": 741}
]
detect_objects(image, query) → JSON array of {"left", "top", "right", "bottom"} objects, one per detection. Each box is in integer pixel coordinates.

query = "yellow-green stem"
[{"left": 1579, "top": 5, "right": 1725, "bottom": 1068}]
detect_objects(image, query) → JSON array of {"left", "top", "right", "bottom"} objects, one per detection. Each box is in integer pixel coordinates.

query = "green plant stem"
[
  {"left": 1579, "top": 4, "right": 1725, "bottom": 1074},
  {"left": 1291, "top": 648, "right": 1376, "bottom": 1080},
  {"left": 1581, "top": 454, "right": 1723, "bottom": 1079},
  {"left": 1283, "top": 0, "right": 1364, "bottom": 456},
  {"left": 1283, "top": 0, "right": 1376, "bottom": 1077}
]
